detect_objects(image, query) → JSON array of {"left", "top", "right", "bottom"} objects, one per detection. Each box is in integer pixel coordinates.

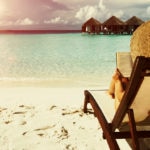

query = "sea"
[{"left": 0, "top": 33, "right": 131, "bottom": 88}]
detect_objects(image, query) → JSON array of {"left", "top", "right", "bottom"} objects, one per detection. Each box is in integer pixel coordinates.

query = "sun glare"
[{"left": 0, "top": 2, "right": 6, "bottom": 16}]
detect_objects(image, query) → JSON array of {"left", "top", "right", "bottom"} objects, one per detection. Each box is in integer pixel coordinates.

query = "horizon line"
[{"left": 0, "top": 29, "right": 81, "bottom": 34}]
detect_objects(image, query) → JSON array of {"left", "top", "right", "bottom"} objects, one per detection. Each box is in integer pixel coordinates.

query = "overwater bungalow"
[
  {"left": 82, "top": 17, "right": 101, "bottom": 34},
  {"left": 125, "top": 16, "right": 144, "bottom": 34},
  {"left": 102, "top": 16, "right": 125, "bottom": 34},
  {"left": 82, "top": 16, "right": 146, "bottom": 35}
]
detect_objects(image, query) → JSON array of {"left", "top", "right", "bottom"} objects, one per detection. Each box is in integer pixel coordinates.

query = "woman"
[
  {"left": 108, "top": 20, "right": 150, "bottom": 109},
  {"left": 107, "top": 69, "right": 129, "bottom": 109}
]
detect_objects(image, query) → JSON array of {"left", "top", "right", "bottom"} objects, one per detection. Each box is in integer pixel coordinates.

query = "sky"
[{"left": 0, "top": 0, "right": 150, "bottom": 30}]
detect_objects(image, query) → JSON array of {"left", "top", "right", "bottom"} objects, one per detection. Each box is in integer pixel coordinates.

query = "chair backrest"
[{"left": 111, "top": 56, "right": 150, "bottom": 131}]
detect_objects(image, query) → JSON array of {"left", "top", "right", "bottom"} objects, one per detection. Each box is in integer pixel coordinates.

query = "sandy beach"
[{"left": 0, "top": 87, "right": 131, "bottom": 150}]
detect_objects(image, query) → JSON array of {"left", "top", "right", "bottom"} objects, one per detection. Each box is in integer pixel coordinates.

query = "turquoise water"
[{"left": 0, "top": 33, "right": 131, "bottom": 87}]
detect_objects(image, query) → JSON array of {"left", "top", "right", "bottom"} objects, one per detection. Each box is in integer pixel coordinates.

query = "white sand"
[{"left": 0, "top": 87, "right": 131, "bottom": 150}]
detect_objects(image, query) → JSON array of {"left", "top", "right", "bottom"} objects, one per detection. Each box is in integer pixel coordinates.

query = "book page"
[{"left": 116, "top": 52, "right": 133, "bottom": 77}]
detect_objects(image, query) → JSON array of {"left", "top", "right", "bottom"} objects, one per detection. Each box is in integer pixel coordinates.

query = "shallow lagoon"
[{"left": 0, "top": 33, "right": 131, "bottom": 87}]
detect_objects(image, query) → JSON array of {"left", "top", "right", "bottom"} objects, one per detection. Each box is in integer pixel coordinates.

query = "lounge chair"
[{"left": 83, "top": 56, "right": 150, "bottom": 150}]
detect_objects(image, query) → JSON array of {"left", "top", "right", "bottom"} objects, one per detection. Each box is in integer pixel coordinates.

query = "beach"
[
  {"left": 0, "top": 33, "right": 132, "bottom": 149},
  {"left": 0, "top": 87, "right": 131, "bottom": 150}
]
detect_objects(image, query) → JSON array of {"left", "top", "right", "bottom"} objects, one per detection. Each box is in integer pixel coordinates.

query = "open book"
[{"left": 116, "top": 52, "right": 133, "bottom": 77}]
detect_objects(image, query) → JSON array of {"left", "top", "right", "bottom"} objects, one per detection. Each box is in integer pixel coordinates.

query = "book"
[{"left": 116, "top": 52, "right": 133, "bottom": 77}]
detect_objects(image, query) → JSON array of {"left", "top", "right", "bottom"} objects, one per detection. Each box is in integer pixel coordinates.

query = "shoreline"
[{"left": 0, "top": 78, "right": 109, "bottom": 89}]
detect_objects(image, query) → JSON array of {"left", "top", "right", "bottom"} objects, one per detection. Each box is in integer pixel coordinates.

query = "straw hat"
[{"left": 130, "top": 20, "right": 150, "bottom": 61}]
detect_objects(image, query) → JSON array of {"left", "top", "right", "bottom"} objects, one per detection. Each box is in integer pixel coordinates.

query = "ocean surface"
[{"left": 0, "top": 33, "right": 131, "bottom": 88}]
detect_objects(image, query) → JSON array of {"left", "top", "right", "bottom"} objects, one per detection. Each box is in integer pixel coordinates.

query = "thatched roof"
[
  {"left": 130, "top": 20, "right": 150, "bottom": 61},
  {"left": 82, "top": 17, "right": 101, "bottom": 26},
  {"left": 125, "top": 16, "right": 144, "bottom": 25},
  {"left": 103, "top": 16, "right": 125, "bottom": 25}
]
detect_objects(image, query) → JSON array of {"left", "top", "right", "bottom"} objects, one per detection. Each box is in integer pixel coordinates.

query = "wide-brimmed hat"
[{"left": 130, "top": 20, "right": 150, "bottom": 61}]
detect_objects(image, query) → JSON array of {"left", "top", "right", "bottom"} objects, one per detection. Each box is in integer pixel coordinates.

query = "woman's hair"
[{"left": 130, "top": 20, "right": 150, "bottom": 61}]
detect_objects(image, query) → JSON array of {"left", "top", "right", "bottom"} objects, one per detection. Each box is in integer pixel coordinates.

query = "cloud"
[
  {"left": 15, "top": 18, "right": 34, "bottom": 25},
  {"left": 75, "top": 0, "right": 113, "bottom": 22},
  {"left": 98, "top": 0, "right": 106, "bottom": 11},
  {"left": 113, "top": 10, "right": 124, "bottom": 18},
  {"left": 147, "top": 6, "right": 150, "bottom": 15},
  {"left": 44, "top": 17, "right": 68, "bottom": 24},
  {"left": 107, "top": 0, "right": 150, "bottom": 8},
  {"left": 0, "top": 0, "right": 149, "bottom": 29},
  {"left": 75, "top": 6, "right": 98, "bottom": 21},
  {"left": 0, "top": 0, "right": 69, "bottom": 22},
  {"left": 52, "top": 0, "right": 98, "bottom": 8},
  {"left": 75, "top": 0, "right": 150, "bottom": 24},
  {"left": 0, "top": 20, "right": 13, "bottom": 26}
]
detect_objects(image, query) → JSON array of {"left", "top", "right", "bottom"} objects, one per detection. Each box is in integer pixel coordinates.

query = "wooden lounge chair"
[{"left": 83, "top": 56, "right": 150, "bottom": 150}]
